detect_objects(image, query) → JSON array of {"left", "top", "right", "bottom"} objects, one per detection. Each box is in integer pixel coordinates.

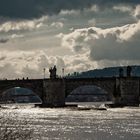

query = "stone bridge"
[{"left": 0, "top": 77, "right": 139, "bottom": 106}]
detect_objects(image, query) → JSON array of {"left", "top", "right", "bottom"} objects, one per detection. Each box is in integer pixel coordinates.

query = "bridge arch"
[
  {"left": 65, "top": 78, "right": 116, "bottom": 100},
  {"left": 0, "top": 79, "right": 44, "bottom": 100},
  {"left": 1, "top": 87, "right": 42, "bottom": 104},
  {"left": 65, "top": 85, "right": 112, "bottom": 102}
]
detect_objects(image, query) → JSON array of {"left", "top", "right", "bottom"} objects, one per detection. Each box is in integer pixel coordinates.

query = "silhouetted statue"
[
  {"left": 49, "top": 67, "right": 52, "bottom": 78},
  {"left": 49, "top": 65, "right": 57, "bottom": 79},
  {"left": 127, "top": 66, "right": 132, "bottom": 77},
  {"left": 119, "top": 68, "right": 123, "bottom": 77}
]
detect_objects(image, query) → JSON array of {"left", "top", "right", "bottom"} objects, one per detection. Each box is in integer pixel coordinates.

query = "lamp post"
[
  {"left": 62, "top": 68, "right": 64, "bottom": 78},
  {"left": 43, "top": 68, "right": 46, "bottom": 79}
]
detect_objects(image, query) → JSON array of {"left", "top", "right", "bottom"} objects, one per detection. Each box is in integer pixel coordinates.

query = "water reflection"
[{"left": 0, "top": 107, "right": 140, "bottom": 140}]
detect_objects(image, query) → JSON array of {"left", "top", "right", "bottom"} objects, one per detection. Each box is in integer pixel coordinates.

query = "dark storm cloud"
[
  {"left": 0, "top": 38, "right": 9, "bottom": 43},
  {"left": 0, "top": 0, "right": 139, "bottom": 19},
  {"left": 0, "top": 55, "right": 6, "bottom": 61}
]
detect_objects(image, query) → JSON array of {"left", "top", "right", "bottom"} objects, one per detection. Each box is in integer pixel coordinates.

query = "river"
[{"left": 0, "top": 105, "right": 140, "bottom": 140}]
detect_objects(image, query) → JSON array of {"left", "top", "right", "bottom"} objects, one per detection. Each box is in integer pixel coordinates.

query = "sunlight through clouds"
[{"left": 0, "top": 0, "right": 140, "bottom": 78}]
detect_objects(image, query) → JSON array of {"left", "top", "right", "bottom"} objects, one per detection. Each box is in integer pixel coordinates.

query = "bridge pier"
[
  {"left": 115, "top": 77, "right": 139, "bottom": 106},
  {"left": 42, "top": 77, "right": 140, "bottom": 107},
  {"left": 42, "top": 79, "right": 65, "bottom": 107}
]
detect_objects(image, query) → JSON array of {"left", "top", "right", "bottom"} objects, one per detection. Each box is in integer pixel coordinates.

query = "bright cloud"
[
  {"left": 0, "top": 1, "right": 140, "bottom": 79},
  {"left": 0, "top": 16, "right": 48, "bottom": 32},
  {"left": 113, "top": 5, "right": 132, "bottom": 13},
  {"left": 59, "top": 10, "right": 80, "bottom": 16},
  {"left": 134, "top": 5, "right": 140, "bottom": 18},
  {"left": 61, "top": 21, "right": 140, "bottom": 61},
  {"left": 51, "top": 22, "right": 64, "bottom": 28}
]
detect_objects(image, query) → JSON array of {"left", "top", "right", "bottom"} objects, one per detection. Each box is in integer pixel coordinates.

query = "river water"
[{"left": 0, "top": 105, "right": 140, "bottom": 140}]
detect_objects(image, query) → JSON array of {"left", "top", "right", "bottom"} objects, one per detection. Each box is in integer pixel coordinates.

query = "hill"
[{"left": 66, "top": 65, "right": 140, "bottom": 78}]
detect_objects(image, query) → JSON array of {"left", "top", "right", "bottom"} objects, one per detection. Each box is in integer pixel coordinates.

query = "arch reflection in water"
[{"left": 1, "top": 87, "right": 42, "bottom": 104}]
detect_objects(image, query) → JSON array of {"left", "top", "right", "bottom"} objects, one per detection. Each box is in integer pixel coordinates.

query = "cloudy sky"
[{"left": 0, "top": 0, "right": 140, "bottom": 79}]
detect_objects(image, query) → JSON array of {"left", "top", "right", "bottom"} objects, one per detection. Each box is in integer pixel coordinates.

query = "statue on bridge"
[
  {"left": 49, "top": 65, "right": 57, "bottom": 79},
  {"left": 119, "top": 68, "right": 124, "bottom": 77}
]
